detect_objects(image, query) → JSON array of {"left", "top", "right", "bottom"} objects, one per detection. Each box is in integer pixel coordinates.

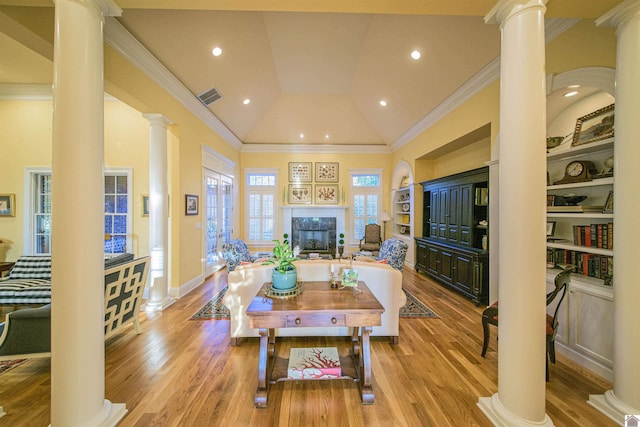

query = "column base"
[
  {"left": 478, "top": 394, "right": 554, "bottom": 426},
  {"left": 588, "top": 390, "right": 640, "bottom": 425},
  {"left": 48, "top": 400, "right": 126, "bottom": 427},
  {"left": 143, "top": 296, "right": 176, "bottom": 312}
]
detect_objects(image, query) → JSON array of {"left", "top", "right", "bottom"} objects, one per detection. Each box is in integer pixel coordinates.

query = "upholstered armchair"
[
  {"left": 359, "top": 224, "right": 382, "bottom": 255},
  {"left": 377, "top": 238, "right": 408, "bottom": 271},
  {"left": 221, "top": 239, "right": 272, "bottom": 272}
]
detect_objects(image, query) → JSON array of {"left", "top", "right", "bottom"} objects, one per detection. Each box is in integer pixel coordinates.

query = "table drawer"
[{"left": 286, "top": 314, "right": 346, "bottom": 327}]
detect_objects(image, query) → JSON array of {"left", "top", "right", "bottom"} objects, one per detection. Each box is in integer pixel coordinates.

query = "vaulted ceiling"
[{"left": 0, "top": 0, "right": 624, "bottom": 151}]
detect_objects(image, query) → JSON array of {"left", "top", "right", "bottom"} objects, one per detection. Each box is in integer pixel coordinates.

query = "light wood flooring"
[{"left": 0, "top": 267, "right": 615, "bottom": 426}]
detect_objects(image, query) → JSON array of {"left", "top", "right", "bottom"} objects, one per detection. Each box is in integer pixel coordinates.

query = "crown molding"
[
  {"left": 103, "top": 17, "right": 242, "bottom": 150},
  {"left": 391, "top": 17, "right": 579, "bottom": 152},
  {"left": 0, "top": 83, "right": 52, "bottom": 99}
]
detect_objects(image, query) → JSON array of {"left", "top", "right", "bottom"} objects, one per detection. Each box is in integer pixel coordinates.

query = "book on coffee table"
[{"left": 288, "top": 347, "right": 341, "bottom": 379}]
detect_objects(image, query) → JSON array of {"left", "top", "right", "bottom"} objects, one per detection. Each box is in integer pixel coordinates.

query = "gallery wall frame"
[
  {"left": 288, "top": 162, "right": 312, "bottom": 182},
  {"left": 185, "top": 194, "right": 199, "bottom": 215},
  {"left": 315, "top": 184, "right": 339, "bottom": 204},
  {"left": 315, "top": 162, "right": 339, "bottom": 182},
  {"left": 288, "top": 184, "right": 312, "bottom": 204}
]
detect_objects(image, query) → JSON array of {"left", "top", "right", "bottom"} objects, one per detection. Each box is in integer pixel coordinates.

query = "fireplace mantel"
[{"left": 281, "top": 206, "right": 348, "bottom": 253}]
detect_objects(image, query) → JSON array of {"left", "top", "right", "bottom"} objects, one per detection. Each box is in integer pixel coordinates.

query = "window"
[
  {"left": 351, "top": 171, "right": 382, "bottom": 243},
  {"left": 245, "top": 170, "right": 278, "bottom": 244},
  {"left": 27, "top": 169, "right": 131, "bottom": 255}
]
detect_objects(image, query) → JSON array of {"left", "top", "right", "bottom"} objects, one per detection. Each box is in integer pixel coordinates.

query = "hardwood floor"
[{"left": 0, "top": 267, "right": 615, "bottom": 426}]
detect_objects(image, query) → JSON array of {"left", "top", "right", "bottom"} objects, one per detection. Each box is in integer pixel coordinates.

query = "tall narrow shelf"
[{"left": 392, "top": 187, "right": 412, "bottom": 237}]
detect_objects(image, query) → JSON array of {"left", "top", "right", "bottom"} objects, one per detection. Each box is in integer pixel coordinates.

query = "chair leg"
[
  {"left": 548, "top": 339, "right": 556, "bottom": 364},
  {"left": 546, "top": 352, "right": 550, "bottom": 382},
  {"left": 481, "top": 318, "right": 490, "bottom": 357}
]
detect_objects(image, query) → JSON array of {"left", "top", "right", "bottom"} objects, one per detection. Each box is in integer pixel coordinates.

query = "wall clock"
[{"left": 553, "top": 160, "right": 597, "bottom": 185}]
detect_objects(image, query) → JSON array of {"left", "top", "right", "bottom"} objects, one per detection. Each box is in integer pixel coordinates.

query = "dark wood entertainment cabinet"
[{"left": 415, "top": 167, "right": 489, "bottom": 306}]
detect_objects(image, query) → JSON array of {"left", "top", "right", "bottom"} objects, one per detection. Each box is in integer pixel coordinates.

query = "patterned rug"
[
  {"left": 190, "top": 287, "right": 439, "bottom": 320},
  {"left": 0, "top": 359, "right": 27, "bottom": 375}
]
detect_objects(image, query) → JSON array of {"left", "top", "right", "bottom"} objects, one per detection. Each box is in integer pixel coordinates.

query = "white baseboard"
[
  {"left": 170, "top": 274, "right": 204, "bottom": 298},
  {"left": 555, "top": 342, "right": 613, "bottom": 382}
]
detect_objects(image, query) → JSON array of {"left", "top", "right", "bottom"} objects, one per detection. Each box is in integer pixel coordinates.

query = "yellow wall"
[{"left": 0, "top": 98, "right": 150, "bottom": 262}]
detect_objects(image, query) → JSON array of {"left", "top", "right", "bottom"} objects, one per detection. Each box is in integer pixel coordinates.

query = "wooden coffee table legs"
[{"left": 254, "top": 326, "right": 375, "bottom": 407}]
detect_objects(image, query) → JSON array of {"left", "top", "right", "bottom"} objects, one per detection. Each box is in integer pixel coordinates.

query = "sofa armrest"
[{"left": 0, "top": 304, "right": 51, "bottom": 360}]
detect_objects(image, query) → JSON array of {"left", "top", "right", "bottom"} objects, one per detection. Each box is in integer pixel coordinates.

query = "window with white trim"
[
  {"left": 245, "top": 170, "right": 278, "bottom": 244},
  {"left": 27, "top": 169, "right": 131, "bottom": 255},
  {"left": 351, "top": 172, "right": 381, "bottom": 243}
]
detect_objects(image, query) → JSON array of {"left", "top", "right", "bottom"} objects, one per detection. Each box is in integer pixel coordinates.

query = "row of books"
[
  {"left": 547, "top": 249, "right": 613, "bottom": 282},
  {"left": 572, "top": 223, "right": 613, "bottom": 249}
]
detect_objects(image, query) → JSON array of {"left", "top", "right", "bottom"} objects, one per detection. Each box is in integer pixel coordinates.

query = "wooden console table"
[{"left": 246, "top": 281, "right": 384, "bottom": 408}]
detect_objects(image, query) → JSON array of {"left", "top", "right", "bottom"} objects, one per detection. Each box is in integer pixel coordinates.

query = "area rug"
[
  {"left": 0, "top": 359, "right": 27, "bottom": 375},
  {"left": 190, "top": 287, "right": 439, "bottom": 320}
]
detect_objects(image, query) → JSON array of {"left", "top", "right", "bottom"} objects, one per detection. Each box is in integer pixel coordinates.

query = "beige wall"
[{"left": 0, "top": 98, "right": 150, "bottom": 262}]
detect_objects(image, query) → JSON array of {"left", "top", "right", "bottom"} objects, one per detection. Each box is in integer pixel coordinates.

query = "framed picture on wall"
[
  {"left": 315, "top": 184, "right": 338, "bottom": 204},
  {"left": 288, "top": 184, "right": 312, "bottom": 204},
  {"left": 288, "top": 162, "right": 312, "bottom": 182},
  {"left": 185, "top": 194, "right": 199, "bottom": 215},
  {"left": 0, "top": 194, "right": 16, "bottom": 217},
  {"left": 142, "top": 194, "right": 149, "bottom": 216},
  {"left": 315, "top": 162, "right": 339, "bottom": 182},
  {"left": 572, "top": 103, "right": 615, "bottom": 147}
]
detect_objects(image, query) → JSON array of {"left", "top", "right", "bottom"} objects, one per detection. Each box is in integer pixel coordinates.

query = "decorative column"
[
  {"left": 590, "top": 1, "right": 640, "bottom": 422},
  {"left": 51, "top": 0, "right": 124, "bottom": 426},
  {"left": 479, "top": 1, "right": 552, "bottom": 426},
  {"left": 143, "top": 114, "right": 174, "bottom": 311}
]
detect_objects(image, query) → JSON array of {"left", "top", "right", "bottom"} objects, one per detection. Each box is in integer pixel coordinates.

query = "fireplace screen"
[{"left": 291, "top": 217, "right": 336, "bottom": 254}]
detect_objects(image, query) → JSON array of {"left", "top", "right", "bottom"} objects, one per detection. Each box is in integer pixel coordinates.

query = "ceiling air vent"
[{"left": 197, "top": 87, "right": 223, "bottom": 106}]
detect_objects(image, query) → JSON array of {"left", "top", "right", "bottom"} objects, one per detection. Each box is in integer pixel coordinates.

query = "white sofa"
[{"left": 223, "top": 259, "right": 406, "bottom": 345}]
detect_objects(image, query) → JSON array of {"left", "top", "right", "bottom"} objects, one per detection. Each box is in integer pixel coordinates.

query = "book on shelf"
[
  {"left": 547, "top": 205, "right": 604, "bottom": 213},
  {"left": 288, "top": 347, "right": 342, "bottom": 380},
  {"left": 572, "top": 224, "right": 613, "bottom": 249},
  {"left": 546, "top": 248, "right": 613, "bottom": 282}
]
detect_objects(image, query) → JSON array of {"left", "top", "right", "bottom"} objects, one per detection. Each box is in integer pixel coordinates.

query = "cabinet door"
[
  {"left": 429, "top": 191, "right": 439, "bottom": 238},
  {"left": 439, "top": 248, "right": 454, "bottom": 285},
  {"left": 452, "top": 252, "right": 475, "bottom": 295},
  {"left": 458, "top": 184, "right": 473, "bottom": 246},
  {"left": 426, "top": 244, "right": 440, "bottom": 276},
  {"left": 447, "top": 186, "right": 460, "bottom": 244},
  {"left": 437, "top": 188, "right": 449, "bottom": 241},
  {"left": 415, "top": 240, "right": 428, "bottom": 272}
]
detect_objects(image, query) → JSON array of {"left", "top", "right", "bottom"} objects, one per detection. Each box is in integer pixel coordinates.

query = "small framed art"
[
  {"left": 572, "top": 103, "right": 615, "bottom": 147},
  {"left": 142, "top": 194, "right": 149, "bottom": 217},
  {"left": 288, "top": 162, "right": 312, "bottom": 182},
  {"left": 315, "top": 184, "right": 339, "bottom": 204},
  {"left": 288, "top": 184, "right": 312, "bottom": 204},
  {"left": 0, "top": 194, "right": 16, "bottom": 217},
  {"left": 185, "top": 194, "right": 199, "bottom": 215},
  {"left": 603, "top": 190, "right": 614, "bottom": 213},
  {"left": 315, "top": 162, "right": 339, "bottom": 182}
]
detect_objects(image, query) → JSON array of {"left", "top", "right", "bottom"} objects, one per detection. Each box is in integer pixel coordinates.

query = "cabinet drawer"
[{"left": 286, "top": 314, "right": 346, "bottom": 327}]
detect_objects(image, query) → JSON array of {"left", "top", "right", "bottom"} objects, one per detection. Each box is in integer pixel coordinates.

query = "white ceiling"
[{"left": 0, "top": 1, "right": 624, "bottom": 151}]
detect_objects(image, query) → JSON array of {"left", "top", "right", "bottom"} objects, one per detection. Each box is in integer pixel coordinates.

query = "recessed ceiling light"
[
  {"left": 379, "top": 100, "right": 387, "bottom": 107},
  {"left": 325, "top": 134, "right": 330, "bottom": 139},
  {"left": 243, "top": 98, "right": 251, "bottom": 105},
  {"left": 411, "top": 50, "right": 421, "bottom": 60},
  {"left": 212, "top": 47, "right": 222, "bottom": 57},
  {"left": 564, "top": 91, "right": 579, "bottom": 97},
  {"left": 568, "top": 84, "right": 580, "bottom": 89},
  {"left": 299, "top": 133, "right": 304, "bottom": 139}
]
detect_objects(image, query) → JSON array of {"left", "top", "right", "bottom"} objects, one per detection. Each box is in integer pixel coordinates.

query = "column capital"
[
  {"left": 596, "top": 0, "right": 640, "bottom": 29},
  {"left": 485, "top": 0, "right": 547, "bottom": 26},
  {"left": 143, "top": 113, "right": 173, "bottom": 127},
  {"left": 56, "top": 0, "right": 121, "bottom": 17}
]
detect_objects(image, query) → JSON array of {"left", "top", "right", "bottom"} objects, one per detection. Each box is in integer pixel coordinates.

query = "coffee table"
[{"left": 246, "top": 281, "right": 384, "bottom": 408}]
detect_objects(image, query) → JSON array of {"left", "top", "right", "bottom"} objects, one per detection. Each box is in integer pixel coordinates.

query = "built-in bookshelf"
[{"left": 392, "top": 187, "right": 412, "bottom": 236}]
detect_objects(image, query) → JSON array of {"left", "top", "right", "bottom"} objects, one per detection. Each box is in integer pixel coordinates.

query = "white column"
[
  {"left": 51, "top": 0, "right": 124, "bottom": 426},
  {"left": 590, "top": 1, "right": 640, "bottom": 422},
  {"left": 479, "top": 1, "right": 552, "bottom": 426},
  {"left": 143, "top": 114, "right": 175, "bottom": 311}
]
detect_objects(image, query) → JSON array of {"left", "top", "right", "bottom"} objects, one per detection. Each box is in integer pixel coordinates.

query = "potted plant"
[
  {"left": 337, "top": 233, "right": 345, "bottom": 258},
  {"left": 263, "top": 238, "right": 298, "bottom": 290}
]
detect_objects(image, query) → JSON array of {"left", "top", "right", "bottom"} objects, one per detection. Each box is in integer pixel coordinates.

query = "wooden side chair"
[
  {"left": 359, "top": 223, "right": 382, "bottom": 255},
  {"left": 481, "top": 266, "right": 572, "bottom": 381}
]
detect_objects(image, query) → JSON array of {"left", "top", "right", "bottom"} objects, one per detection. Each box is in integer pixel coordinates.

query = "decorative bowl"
[
  {"left": 546, "top": 136, "right": 565, "bottom": 149},
  {"left": 563, "top": 195, "right": 587, "bottom": 206}
]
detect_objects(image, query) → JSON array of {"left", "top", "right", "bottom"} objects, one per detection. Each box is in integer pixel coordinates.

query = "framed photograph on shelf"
[
  {"left": 288, "top": 162, "right": 312, "bottom": 182},
  {"left": 603, "top": 190, "right": 614, "bottom": 213},
  {"left": 546, "top": 221, "right": 556, "bottom": 238},
  {"left": 315, "top": 184, "right": 339, "bottom": 204},
  {"left": 185, "top": 194, "right": 199, "bottom": 215},
  {"left": 288, "top": 184, "right": 312, "bottom": 204},
  {"left": 0, "top": 194, "right": 15, "bottom": 217},
  {"left": 315, "top": 162, "right": 339, "bottom": 182},
  {"left": 571, "top": 103, "right": 615, "bottom": 147},
  {"left": 142, "top": 194, "right": 149, "bottom": 217}
]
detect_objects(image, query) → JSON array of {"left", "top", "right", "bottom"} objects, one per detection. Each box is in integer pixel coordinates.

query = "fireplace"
[
  {"left": 281, "top": 206, "right": 347, "bottom": 258},
  {"left": 291, "top": 217, "right": 336, "bottom": 254}
]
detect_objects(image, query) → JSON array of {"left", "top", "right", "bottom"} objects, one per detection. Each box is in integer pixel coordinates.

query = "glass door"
[{"left": 204, "top": 170, "right": 233, "bottom": 276}]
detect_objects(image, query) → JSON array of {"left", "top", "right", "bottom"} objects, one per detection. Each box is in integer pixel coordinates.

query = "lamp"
[{"left": 380, "top": 211, "right": 392, "bottom": 240}]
